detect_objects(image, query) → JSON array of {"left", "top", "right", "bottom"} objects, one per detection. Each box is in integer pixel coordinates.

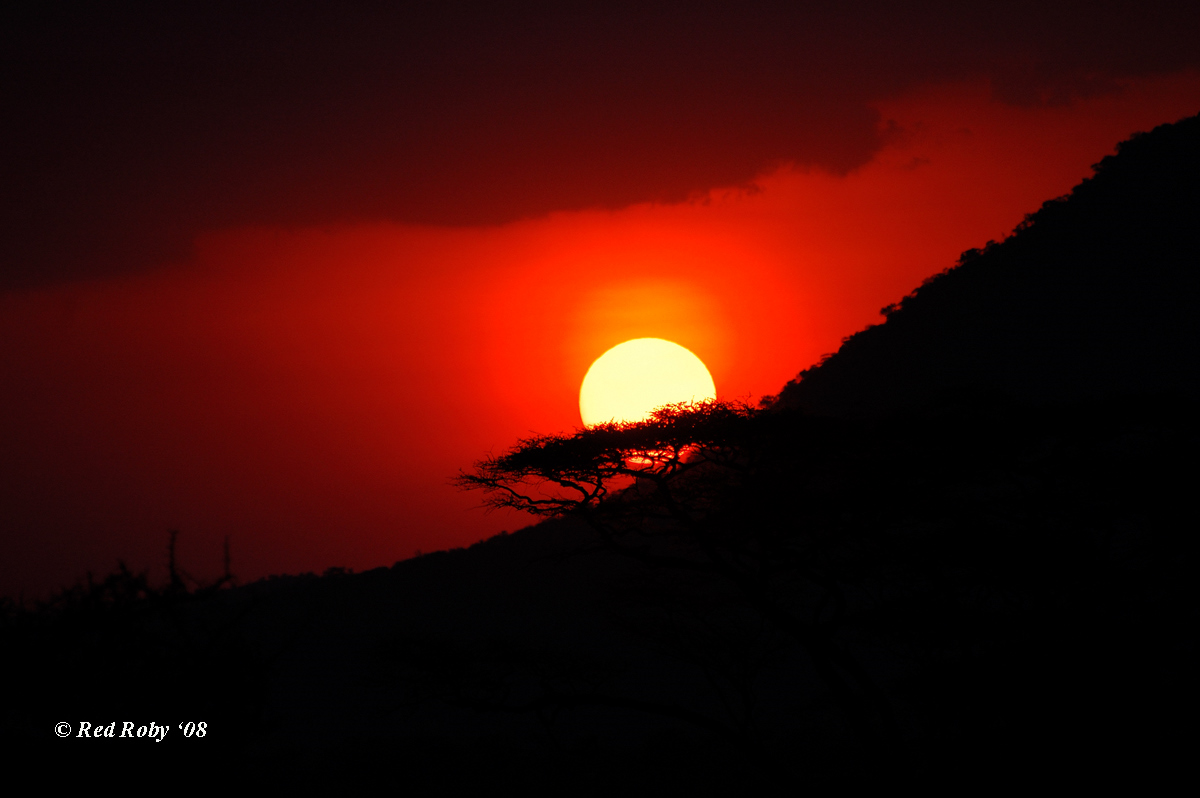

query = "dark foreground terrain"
[{"left": 3, "top": 393, "right": 1197, "bottom": 787}]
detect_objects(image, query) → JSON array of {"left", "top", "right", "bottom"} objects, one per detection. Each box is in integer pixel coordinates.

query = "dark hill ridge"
[{"left": 776, "top": 111, "right": 1200, "bottom": 418}]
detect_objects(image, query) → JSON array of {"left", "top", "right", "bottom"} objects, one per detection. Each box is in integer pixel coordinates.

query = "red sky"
[{"left": 2, "top": 5, "right": 1199, "bottom": 597}]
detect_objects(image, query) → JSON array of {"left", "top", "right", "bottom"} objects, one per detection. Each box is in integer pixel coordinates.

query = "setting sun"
[{"left": 579, "top": 338, "right": 717, "bottom": 426}]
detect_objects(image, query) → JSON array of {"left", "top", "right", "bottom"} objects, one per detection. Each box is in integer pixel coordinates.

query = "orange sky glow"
[{"left": 2, "top": 73, "right": 1198, "bottom": 595}]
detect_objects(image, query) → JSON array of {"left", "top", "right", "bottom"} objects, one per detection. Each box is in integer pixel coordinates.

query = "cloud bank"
[{"left": 3, "top": 1, "right": 1199, "bottom": 287}]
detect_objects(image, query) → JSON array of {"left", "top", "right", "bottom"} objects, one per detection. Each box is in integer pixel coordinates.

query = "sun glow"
[{"left": 579, "top": 338, "right": 717, "bottom": 426}]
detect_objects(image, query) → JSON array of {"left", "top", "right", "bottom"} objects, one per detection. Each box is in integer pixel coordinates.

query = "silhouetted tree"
[{"left": 458, "top": 400, "right": 903, "bottom": 765}]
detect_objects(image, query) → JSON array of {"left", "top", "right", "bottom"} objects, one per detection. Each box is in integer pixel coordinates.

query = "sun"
[{"left": 579, "top": 338, "right": 717, "bottom": 426}]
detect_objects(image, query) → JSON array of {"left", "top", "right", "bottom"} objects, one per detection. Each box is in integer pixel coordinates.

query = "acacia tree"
[{"left": 457, "top": 399, "right": 901, "bottom": 762}]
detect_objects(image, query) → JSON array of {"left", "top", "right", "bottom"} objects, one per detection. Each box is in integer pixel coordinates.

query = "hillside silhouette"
[
  {"left": 3, "top": 115, "right": 1198, "bottom": 787},
  {"left": 775, "top": 111, "right": 1200, "bottom": 417}
]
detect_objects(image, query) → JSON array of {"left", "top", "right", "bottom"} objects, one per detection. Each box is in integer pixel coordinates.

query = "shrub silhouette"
[{"left": 0, "top": 532, "right": 265, "bottom": 752}]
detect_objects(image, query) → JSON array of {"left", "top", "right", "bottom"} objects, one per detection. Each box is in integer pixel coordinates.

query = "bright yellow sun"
[{"left": 579, "top": 338, "right": 717, "bottom": 426}]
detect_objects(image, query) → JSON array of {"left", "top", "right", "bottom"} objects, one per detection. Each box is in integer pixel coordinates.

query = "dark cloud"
[{"left": 2, "top": 1, "right": 1198, "bottom": 287}]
